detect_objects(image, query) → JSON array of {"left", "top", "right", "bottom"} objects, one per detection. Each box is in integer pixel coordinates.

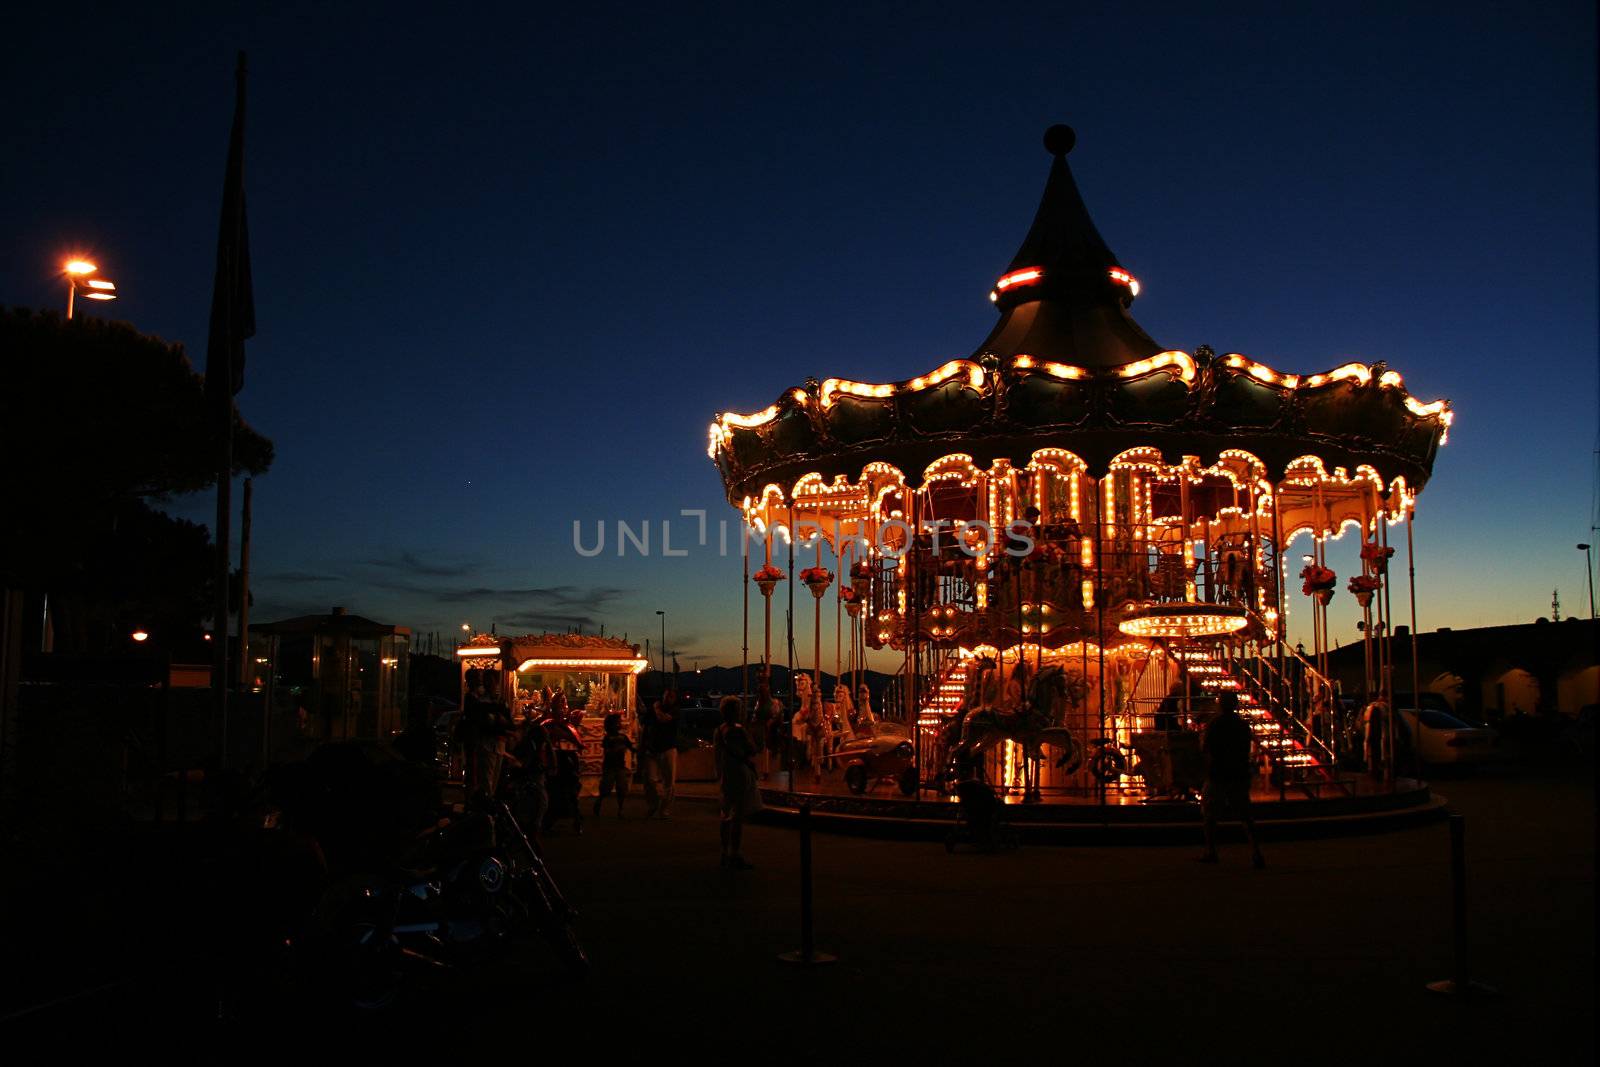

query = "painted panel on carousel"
[
  {"left": 1002, "top": 371, "right": 1092, "bottom": 428},
  {"left": 904, "top": 377, "right": 986, "bottom": 435},
  {"left": 824, "top": 393, "right": 895, "bottom": 445}
]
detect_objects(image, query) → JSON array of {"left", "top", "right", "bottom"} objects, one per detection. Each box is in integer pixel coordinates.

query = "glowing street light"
[
  {"left": 64, "top": 259, "right": 117, "bottom": 319},
  {"left": 131, "top": 630, "right": 150, "bottom": 643}
]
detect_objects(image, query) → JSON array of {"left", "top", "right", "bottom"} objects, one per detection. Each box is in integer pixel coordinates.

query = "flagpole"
[
  {"left": 209, "top": 51, "right": 253, "bottom": 773},
  {"left": 213, "top": 364, "right": 233, "bottom": 770},
  {"left": 237, "top": 477, "right": 252, "bottom": 690}
]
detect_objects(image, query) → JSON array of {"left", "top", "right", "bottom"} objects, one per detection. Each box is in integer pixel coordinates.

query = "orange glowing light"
[
  {"left": 1118, "top": 603, "right": 1248, "bottom": 639},
  {"left": 1302, "top": 362, "right": 1371, "bottom": 388},
  {"left": 131, "top": 630, "right": 150, "bottom": 642},
  {"left": 516, "top": 657, "right": 648, "bottom": 675},
  {"left": 995, "top": 267, "right": 1044, "bottom": 292},
  {"left": 1013, "top": 355, "right": 1087, "bottom": 380},
  {"left": 1118, "top": 351, "right": 1197, "bottom": 385},
  {"left": 64, "top": 260, "right": 98, "bottom": 275}
]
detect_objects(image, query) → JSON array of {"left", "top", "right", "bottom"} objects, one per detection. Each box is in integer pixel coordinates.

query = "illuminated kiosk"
[
  {"left": 457, "top": 633, "right": 647, "bottom": 777},
  {"left": 707, "top": 126, "right": 1453, "bottom": 830}
]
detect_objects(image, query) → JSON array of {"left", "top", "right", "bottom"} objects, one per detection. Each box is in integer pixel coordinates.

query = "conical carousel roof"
[
  {"left": 708, "top": 126, "right": 1452, "bottom": 504},
  {"left": 978, "top": 123, "right": 1164, "bottom": 369}
]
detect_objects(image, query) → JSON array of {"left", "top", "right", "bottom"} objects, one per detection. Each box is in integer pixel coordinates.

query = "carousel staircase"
[
  {"left": 1181, "top": 651, "right": 1347, "bottom": 796},
  {"left": 917, "top": 656, "right": 972, "bottom": 727}
]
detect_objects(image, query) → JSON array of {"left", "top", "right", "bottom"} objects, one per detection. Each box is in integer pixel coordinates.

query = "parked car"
[
  {"left": 675, "top": 699, "right": 721, "bottom": 748},
  {"left": 674, "top": 699, "right": 721, "bottom": 781},
  {"left": 1393, "top": 691, "right": 1475, "bottom": 722},
  {"left": 1395, "top": 707, "right": 1499, "bottom": 766}
]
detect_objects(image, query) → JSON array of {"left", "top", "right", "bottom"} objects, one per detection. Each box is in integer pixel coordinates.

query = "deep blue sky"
[{"left": 4, "top": 2, "right": 1595, "bottom": 665}]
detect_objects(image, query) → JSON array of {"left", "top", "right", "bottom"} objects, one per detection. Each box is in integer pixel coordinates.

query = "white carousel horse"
[{"left": 833, "top": 685, "right": 858, "bottom": 739}]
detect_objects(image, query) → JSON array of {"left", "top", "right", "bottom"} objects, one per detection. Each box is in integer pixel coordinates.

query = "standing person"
[
  {"left": 764, "top": 679, "right": 789, "bottom": 779},
  {"left": 482, "top": 687, "right": 513, "bottom": 799},
  {"left": 1362, "top": 699, "right": 1390, "bottom": 780},
  {"left": 593, "top": 712, "right": 635, "bottom": 818},
  {"left": 1155, "top": 681, "right": 1184, "bottom": 732},
  {"left": 713, "top": 696, "right": 758, "bottom": 869},
  {"left": 458, "top": 684, "right": 489, "bottom": 797},
  {"left": 1309, "top": 685, "right": 1330, "bottom": 748},
  {"left": 1199, "top": 692, "right": 1265, "bottom": 868},
  {"left": 749, "top": 675, "right": 773, "bottom": 778},
  {"left": 506, "top": 716, "right": 551, "bottom": 844},
  {"left": 548, "top": 744, "right": 584, "bottom": 835},
  {"left": 641, "top": 688, "right": 679, "bottom": 818}
]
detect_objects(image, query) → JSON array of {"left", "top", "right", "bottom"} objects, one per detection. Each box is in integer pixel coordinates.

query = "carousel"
[
  {"left": 456, "top": 633, "right": 648, "bottom": 777},
  {"left": 706, "top": 126, "right": 1454, "bottom": 827}
]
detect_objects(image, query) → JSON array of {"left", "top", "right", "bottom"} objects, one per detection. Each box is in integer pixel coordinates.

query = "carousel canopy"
[
  {"left": 457, "top": 632, "right": 648, "bottom": 673},
  {"left": 709, "top": 125, "right": 1453, "bottom": 506}
]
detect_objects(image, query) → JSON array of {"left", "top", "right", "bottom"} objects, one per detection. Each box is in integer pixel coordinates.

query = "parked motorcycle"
[
  {"left": 222, "top": 742, "right": 587, "bottom": 1014},
  {"left": 313, "top": 789, "right": 588, "bottom": 1010}
]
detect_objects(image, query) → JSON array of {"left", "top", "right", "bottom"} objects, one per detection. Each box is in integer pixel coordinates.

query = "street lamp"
[
  {"left": 64, "top": 259, "right": 117, "bottom": 320},
  {"left": 655, "top": 610, "right": 666, "bottom": 674},
  {"left": 1580, "top": 544, "right": 1596, "bottom": 619}
]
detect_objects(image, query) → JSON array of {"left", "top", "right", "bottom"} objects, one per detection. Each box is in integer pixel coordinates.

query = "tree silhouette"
[{"left": 0, "top": 308, "right": 274, "bottom": 651}]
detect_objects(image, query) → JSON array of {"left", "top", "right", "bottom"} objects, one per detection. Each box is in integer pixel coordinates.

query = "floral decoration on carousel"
[
  {"left": 1347, "top": 573, "right": 1382, "bottom": 608},
  {"left": 753, "top": 563, "right": 785, "bottom": 597},
  {"left": 800, "top": 565, "right": 835, "bottom": 598},
  {"left": 1360, "top": 542, "right": 1395, "bottom": 574},
  {"left": 1301, "top": 563, "right": 1337, "bottom": 605}
]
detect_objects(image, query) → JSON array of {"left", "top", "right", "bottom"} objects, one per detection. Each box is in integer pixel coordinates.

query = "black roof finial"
[{"left": 1043, "top": 124, "right": 1076, "bottom": 157}]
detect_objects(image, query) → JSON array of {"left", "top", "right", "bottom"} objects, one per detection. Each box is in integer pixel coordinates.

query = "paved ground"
[{"left": 5, "top": 762, "right": 1591, "bottom": 1056}]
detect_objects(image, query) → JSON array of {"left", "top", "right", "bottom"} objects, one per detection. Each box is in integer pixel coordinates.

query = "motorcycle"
[
  {"left": 313, "top": 788, "right": 589, "bottom": 1010},
  {"left": 225, "top": 742, "right": 587, "bottom": 1014}
]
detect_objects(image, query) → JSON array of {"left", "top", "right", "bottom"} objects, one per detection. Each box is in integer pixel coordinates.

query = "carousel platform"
[{"left": 676, "top": 772, "right": 1446, "bottom": 844}]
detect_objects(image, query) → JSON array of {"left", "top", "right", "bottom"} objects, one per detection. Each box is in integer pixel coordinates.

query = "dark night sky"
[{"left": 3, "top": 2, "right": 1595, "bottom": 665}]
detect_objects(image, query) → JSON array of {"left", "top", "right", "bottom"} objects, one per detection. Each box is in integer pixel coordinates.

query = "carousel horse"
[
  {"left": 963, "top": 655, "right": 1001, "bottom": 709},
  {"left": 939, "top": 664, "right": 1087, "bottom": 780}
]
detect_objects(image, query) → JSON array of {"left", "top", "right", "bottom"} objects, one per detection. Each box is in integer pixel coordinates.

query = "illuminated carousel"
[{"left": 707, "top": 126, "right": 1453, "bottom": 831}]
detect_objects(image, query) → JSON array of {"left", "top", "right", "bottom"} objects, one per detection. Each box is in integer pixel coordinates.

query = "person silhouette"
[{"left": 1199, "top": 692, "right": 1265, "bottom": 868}]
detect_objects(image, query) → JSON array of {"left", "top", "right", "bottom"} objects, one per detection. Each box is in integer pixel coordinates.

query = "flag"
[
  {"left": 208, "top": 52, "right": 256, "bottom": 756},
  {"left": 205, "top": 51, "right": 256, "bottom": 407}
]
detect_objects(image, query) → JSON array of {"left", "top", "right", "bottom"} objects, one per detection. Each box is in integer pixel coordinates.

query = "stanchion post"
[
  {"left": 779, "top": 802, "right": 836, "bottom": 965},
  {"left": 1427, "top": 811, "right": 1496, "bottom": 998}
]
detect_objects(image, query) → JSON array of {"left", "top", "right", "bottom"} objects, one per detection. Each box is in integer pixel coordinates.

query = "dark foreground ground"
[{"left": 4, "top": 761, "right": 1592, "bottom": 1057}]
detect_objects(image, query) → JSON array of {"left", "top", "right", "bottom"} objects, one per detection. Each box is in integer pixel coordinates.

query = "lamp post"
[
  {"left": 656, "top": 610, "right": 666, "bottom": 674},
  {"left": 1580, "top": 544, "right": 1596, "bottom": 619},
  {"left": 63, "top": 259, "right": 117, "bottom": 320}
]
